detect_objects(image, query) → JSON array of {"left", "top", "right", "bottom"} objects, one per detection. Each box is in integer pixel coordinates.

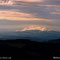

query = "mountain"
[
  {"left": 0, "top": 29, "right": 60, "bottom": 42},
  {"left": 15, "top": 30, "right": 60, "bottom": 42}
]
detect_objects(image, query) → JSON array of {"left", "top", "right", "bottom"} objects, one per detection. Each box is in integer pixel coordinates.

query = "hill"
[{"left": 0, "top": 39, "right": 60, "bottom": 60}]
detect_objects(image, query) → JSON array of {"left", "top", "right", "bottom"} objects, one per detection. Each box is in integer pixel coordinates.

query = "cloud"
[
  {"left": 0, "top": 0, "right": 14, "bottom": 5},
  {"left": 0, "top": 10, "right": 52, "bottom": 21},
  {"left": 51, "top": 12, "right": 60, "bottom": 14},
  {"left": 16, "top": 25, "right": 52, "bottom": 32},
  {"left": 39, "top": 5, "right": 60, "bottom": 7},
  {"left": 16, "top": 0, "right": 45, "bottom": 2},
  {"left": 0, "top": 11, "right": 33, "bottom": 17},
  {"left": 0, "top": 0, "right": 60, "bottom": 20},
  {"left": 0, "top": 0, "right": 60, "bottom": 32}
]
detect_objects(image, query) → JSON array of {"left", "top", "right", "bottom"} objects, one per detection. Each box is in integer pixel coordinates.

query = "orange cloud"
[
  {"left": 16, "top": 25, "right": 55, "bottom": 32},
  {"left": 56, "top": 9, "right": 60, "bottom": 11},
  {"left": 0, "top": 16, "right": 52, "bottom": 22},
  {"left": 16, "top": 0, "right": 44, "bottom": 2},
  {"left": 0, "top": 11, "right": 33, "bottom": 17},
  {"left": 39, "top": 5, "right": 60, "bottom": 7},
  {"left": 16, "top": 25, "right": 47, "bottom": 31},
  {"left": 51, "top": 12, "right": 60, "bottom": 14},
  {"left": 0, "top": 11, "right": 52, "bottom": 22}
]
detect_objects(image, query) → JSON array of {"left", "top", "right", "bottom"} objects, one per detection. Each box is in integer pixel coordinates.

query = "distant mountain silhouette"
[{"left": 0, "top": 30, "right": 60, "bottom": 42}]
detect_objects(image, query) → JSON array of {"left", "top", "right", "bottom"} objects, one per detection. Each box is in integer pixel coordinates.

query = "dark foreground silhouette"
[{"left": 0, "top": 39, "right": 60, "bottom": 60}]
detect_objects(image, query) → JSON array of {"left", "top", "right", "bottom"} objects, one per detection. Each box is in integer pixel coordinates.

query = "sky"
[{"left": 0, "top": 0, "right": 60, "bottom": 41}]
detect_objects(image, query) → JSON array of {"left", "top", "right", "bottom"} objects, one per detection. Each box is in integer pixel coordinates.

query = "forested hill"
[{"left": 0, "top": 39, "right": 60, "bottom": 60}]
